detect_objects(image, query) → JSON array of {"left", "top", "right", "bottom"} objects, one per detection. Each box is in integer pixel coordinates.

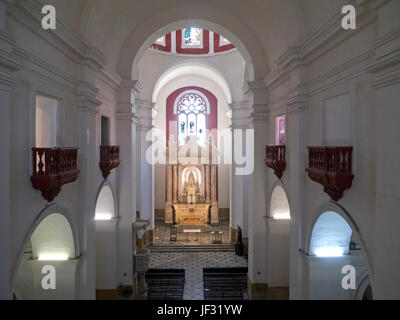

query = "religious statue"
[{"left": 184, "top": 171, "right": 198, "bottom": 204}]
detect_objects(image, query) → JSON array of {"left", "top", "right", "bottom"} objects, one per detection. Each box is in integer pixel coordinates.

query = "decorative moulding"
[
  {"left": 31, "top": 147, "right": 80, "bottom": 202},
  {"left": 265, "top": 145, "right": 286, "bottom": 180},
  {"left": 99, "top": 146, "right": 120, "bottom": 179},
  {"left": 305, "top": 146, "right": 354, "bottom": 201}
]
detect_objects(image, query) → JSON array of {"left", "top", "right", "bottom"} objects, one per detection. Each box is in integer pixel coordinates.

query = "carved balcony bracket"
[
  {"left": 306, "top": 146, "right": 354, "bottom": 201},
  {"left": 31, "top": 147, "right": 80, "bottom": 202},
  {"left": 99, "top": 146, "right": 120, "bottom": 179},
  {"left": 265, "top": 145, "right": 286, "bottom": 180}
]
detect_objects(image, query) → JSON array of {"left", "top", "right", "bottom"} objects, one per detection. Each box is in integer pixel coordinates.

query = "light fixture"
[
  {"left": 315, "top": 247, "right": 344, "bottom": 257},
  {"left": 273, "top": 213, "right": 290, "bottom": 220},
  {"left": 38, "top": 253, "right": 69, "bottom": 261},
  {"left": 95, "top": 212, "right": 113, "bottom": 221}
]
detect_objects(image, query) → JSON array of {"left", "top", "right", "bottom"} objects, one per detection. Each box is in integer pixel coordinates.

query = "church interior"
[{"left": 0, "top": 0, "right": 400, "bottom": 301}]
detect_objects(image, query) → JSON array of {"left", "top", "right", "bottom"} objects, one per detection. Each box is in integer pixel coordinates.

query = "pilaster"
[
  {"left": 367, "top": 0, "right": 400, "bottom": 299},
  {"left": 229, "top": 102, "right": 251, "bottom": 240},
  {"left": 135, "top": 99, "right": 155, "bottom": 233},
  {"left": 0, "top": 1, "right": 21, "bottom": 298},
  {"left": 243, "top": 82, "right": 270, "bottom": 297},
  {"left": 115, "top": 79, "right": 141, "bottom": 288}
]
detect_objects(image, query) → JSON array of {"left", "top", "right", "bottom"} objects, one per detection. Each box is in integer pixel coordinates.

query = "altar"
[
  {"left": 173, "top": 204, "right": 210, "bottom": 225},
  {"left": 165, "top": 137, "right": 219, "bottom": 226}
]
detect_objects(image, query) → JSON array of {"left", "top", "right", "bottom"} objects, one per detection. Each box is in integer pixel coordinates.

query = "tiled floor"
[
  {"left": 149, "top": 251, "right": 248, "bottom": 300},
  {"left": 153, "top": 220, "right": 231, "bottom": 246}
]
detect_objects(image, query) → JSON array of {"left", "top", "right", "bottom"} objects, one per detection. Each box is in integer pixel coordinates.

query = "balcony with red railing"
[
  {"left": 31, "top": 147, "right": 80, "bottom": 202},
  {"left": 99, "top": 146, "right": 120, "bottom": 179},
  {"left": 265, "top": 145, "right": 286, "bottom": 179},
  {"left": 305, "top": 146, "right": 354, "bottom": 201}
]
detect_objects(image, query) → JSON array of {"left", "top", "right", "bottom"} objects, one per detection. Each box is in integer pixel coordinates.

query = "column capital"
[
  {"left": 135, "top": 99, "right": 155, "bottom": 130},
  {"left": 77, "top": 82, "right": 101, "bottom": 114},
  {"left": 242, "top": 80, "right": 266, "bottom": 94},
  {"left": 0, "top": 29, "right": 21, "bottom": 90},
  {"left": 229, "top": 101, "right": 252, "bottom": 129},
  {"left": 286, "top": 85, "right": 308, "bottom": 114},
  {"left": 251, "top": 104, "right": 269, "bottom": 122},
  {"left": 116, "top": 79, "right": 143, "bottom": 115}
]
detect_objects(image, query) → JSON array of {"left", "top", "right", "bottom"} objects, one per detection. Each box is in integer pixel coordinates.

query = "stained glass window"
[
  {"left": 219, "top": 36, "right": 231, "bottom": 46},
  {"left": 155, "top": 36, "right": 165, "bottom": 46},
  {"left": 176, "top": 92, "right": 208, "bottom": 145},
  {"left": 182, "top": 28, "right": 202, "bottom": 48}
]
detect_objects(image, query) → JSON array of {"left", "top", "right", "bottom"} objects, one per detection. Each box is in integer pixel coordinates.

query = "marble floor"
[
  {"left": 153, "top": 219, "right": 231, "bottom": 246},
  {"left": 149, "top": 251, "right": 248, "bottom": 300}
]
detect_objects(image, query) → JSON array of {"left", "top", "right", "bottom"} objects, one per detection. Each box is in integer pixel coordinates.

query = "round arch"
[
  {"left": 117, "top": 7, "right": 269, "bottom": 81},
  {"left": 10, "top": 204, "right": 80, "bottom": 299},
  {"left": 305, "top": 201, "right": 375, "bottom": 298},
  {"left": 152, "top": 62, "right": 232, "bottom": 104}
]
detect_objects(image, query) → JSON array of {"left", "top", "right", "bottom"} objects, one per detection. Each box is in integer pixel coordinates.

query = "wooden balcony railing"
[
  {"left": 306, "top": 146, "right": 354, "bottom": 201},
  {"left": 99, "top": 146, "right": 120, "bottom": 179},
  {"left": 31, "top": 147, "right": 80, "bottom": 202},
  {"left": 265, "top": 145, "right": 286, "bottom": 179}
]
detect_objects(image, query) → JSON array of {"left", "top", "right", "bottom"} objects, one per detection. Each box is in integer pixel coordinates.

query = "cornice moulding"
[{"left": 265, "top": 1, "right": 378, "bottom": 90}]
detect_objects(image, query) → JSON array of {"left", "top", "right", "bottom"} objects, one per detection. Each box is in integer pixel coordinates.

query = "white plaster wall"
[
  {"left": 306, "top": 253, "right": 367, "bottom": 300},
  {"left": 95, "top": 221, "right": 118, "bottom": 290},
  {"left": 138, "top": 49, "right": 245, "bottom": 102}
]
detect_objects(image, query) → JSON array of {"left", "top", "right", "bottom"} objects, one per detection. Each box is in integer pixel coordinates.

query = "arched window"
[{"left": 176, "top": 91, "right": 209, "bottom": 145}]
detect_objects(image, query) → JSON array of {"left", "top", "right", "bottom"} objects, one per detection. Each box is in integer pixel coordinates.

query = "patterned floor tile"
[{"left": 149, "top": 251, "right": 248, "bottom": 300}]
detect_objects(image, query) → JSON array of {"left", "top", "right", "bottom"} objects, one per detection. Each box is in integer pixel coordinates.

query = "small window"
[
  {"left": 101, "top": 116, "right": 110, "bottom": 146},
  {"left": 182, "top": 27, "right": 202, "bottom": 48},
  {"left": 155, "top": 36, "right": 165, "bottom": 46},
  {"left": 36, "top": 95, "right": 58, "bottom": 147},
  {"left": 219, "top": 36, "right": 231, "bottom": 46},
  {"left": 176, "top": 92, "right": 208, "bottom": 146},
  {"left": 275, "top": 115, "right": 286, "bottom": 145}
]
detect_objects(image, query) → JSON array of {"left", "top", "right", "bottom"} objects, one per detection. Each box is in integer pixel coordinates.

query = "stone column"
[
  {"left": 286, "top": 78, "right": 308, "bottom": 300},
  {"left": 77, "top": 81, "right": 102, "bottom": 300},
  {"left": 116, "top": 80, "right": 141, "bottom": 292},
  {"left": 173, "top": 165, "right": 177, "bottom": 203},
  {"left": 229, "top": 102, "right": 251, "bottom": 242},
  {"left": 136, "top": 99, "right": 155, "bottom": 241},
  {"left": 244, "top": 82, "right": 269, "bottom": 299},
  {"left": 178, "top": 165, "right": 182, "bottom": 201},
  {"left": 165, "top": 165, "right": 173, "bottom": 224},
  {"left": 206, "top": 165, "right": 211, "bottom": 202},
  {"left": 210, "top": 165, "right": 219, "bottom": 225},
  {"left": 201, "top": 165, "right": 205, "bottom": 200},
  {"left": 0, "top": 5, "right": 20, "bottom": 298},
  {"left": 368, "top": 0, "right": 400, "bottom": 299},
  {"left": 75, "top": 47, "right": 109, "bottom": 300}
]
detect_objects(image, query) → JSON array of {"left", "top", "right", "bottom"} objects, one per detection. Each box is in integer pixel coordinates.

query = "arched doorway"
[
  {"left": 306, "top": 209, "right": 373, "bottom": 300},
  {"left": 266, "top": 185, "right": 291, "bottom": 299},
  {"left": 13, "top": 211, "right": 78, "bottom": 300},
  {"left": 95, "top": 184, "right": 118, "bottom": 299}
]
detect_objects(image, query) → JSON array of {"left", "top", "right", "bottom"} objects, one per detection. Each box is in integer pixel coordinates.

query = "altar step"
[{"left": 149, "top": 244, "right": 235, "bottom": 253}]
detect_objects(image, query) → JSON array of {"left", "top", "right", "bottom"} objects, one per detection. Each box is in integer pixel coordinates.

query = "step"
[{"left": 149, "top": 244, "right": 235, "bottom": 252}]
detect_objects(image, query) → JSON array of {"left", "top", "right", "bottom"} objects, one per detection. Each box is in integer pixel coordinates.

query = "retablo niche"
[{"left": 165, "top": 137, "right": 219, "bottom": 227}]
